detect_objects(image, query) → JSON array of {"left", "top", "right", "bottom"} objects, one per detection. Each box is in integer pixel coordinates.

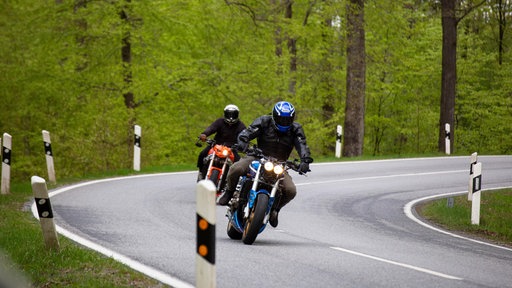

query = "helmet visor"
[
  {"left": 224, "top": 110, "right": 239, "bottom": 123},
  {"left": 274, "top": 115, "right": 294, "bottom": 127}
]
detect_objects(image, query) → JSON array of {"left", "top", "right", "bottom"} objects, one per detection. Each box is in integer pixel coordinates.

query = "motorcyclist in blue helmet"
[
  {"left": 218, "top": 101, "right": 313, "bottom": 228},
  {"left": 272, "top": 101, "right": 295, "bottom": 132}
]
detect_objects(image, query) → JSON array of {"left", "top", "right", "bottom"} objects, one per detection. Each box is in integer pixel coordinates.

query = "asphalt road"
[{"left": 40, "top": 156, "right": 512, "bottom": 288}]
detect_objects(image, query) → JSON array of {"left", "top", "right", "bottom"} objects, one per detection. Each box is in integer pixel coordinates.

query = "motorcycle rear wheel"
[
  {"left": 226, "top": 220, "right": 242, "bottom": 240},
  {"left": 242, "top": 193, "right": 268, "bottom": 245}
]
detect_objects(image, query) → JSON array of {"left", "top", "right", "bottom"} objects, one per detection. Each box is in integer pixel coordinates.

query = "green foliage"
[
  {"left": 1, "top": 0, "right": 511, "bottom": 181},
  {"left": 456, "top": 12, "right": 512, "bottom": 154},
  {"left": 365, "top": 1, "right": 442, "bottom": 155}
]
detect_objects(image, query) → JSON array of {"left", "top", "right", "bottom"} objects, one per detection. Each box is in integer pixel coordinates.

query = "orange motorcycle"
[{"left": 196, "top": 138, "right": 235, "bottom": 197}]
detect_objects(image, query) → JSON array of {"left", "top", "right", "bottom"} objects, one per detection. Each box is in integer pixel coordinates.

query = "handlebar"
[
  {"left": 244, "top": 146, "right": 263, "bottom": 157},
  {"left": 198, "top": 141, "right": 310, "bottom": 175},
  {"left": 286, "top": 159, "right": 311, "bottom": 175},
  {"left": 195, "top": 137, "right": 216, "bottom": 147},
  {"left": 245, "top": 145, "right": 309, "bottom": 175}
]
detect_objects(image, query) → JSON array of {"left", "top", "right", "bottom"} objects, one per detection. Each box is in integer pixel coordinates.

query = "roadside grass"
[
  {"left": 417, "top": 189, "right": 512, "bottom": 246},
  {"left": 0, "top": 164, "right": 195, "bottom": 288}
]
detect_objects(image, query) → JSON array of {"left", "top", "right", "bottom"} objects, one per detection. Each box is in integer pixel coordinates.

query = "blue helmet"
[{"left": 272, "top": 101, "right": 295, "bottom": 132}]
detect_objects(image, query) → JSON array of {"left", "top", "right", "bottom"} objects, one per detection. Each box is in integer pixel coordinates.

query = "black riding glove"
[
  {"left": 237, "top": 141, "right": 248, "bottom": 153},
  {"left": 298, "top": 162, "right": 310, "bottom": 174}
]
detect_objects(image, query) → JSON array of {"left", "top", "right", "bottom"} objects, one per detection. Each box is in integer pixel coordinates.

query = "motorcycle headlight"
[
  {"left": 273, "top": 165, "right": 284, "bottom": 175},
  {"left": 264, "top": 161, "right": 274, "bottom": 171},
  {"left": 222, "top": 149, "right": 229, "bottom": 156}
]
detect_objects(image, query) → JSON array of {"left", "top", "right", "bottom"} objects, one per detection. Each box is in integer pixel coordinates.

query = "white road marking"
[
  {"left": 31, "top": 172, "right": 195, "bottom": 288},
  {"left": 404, "top": 188, "right": 512, "bottom": 252},
  {"left": 55, "top": 226, "right": 194, "bottom": 288},
  {"left": 296, "top": 169, "right": 467, "bottom": 186},
  {"left": 330, "top": 246, "right": 463, "bottom": 280}
]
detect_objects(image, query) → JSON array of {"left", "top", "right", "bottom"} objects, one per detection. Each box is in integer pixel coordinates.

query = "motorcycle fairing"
[
  {"left": 212, "top": 144, "right": 235, "bottom": 162},
  {"left": 232, "top": 211, "right": 244, "bottom": 233},
  {"left": 249, "top": 160, "right": 260, "bottom": 177},
  {"left": 248, "top": 188, "right": 269, "bottom": 209}
]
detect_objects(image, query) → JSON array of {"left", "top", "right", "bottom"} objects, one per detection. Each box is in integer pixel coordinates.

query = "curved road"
[{"left": 36, "top": 156, "right": 512, "bottom": 288}]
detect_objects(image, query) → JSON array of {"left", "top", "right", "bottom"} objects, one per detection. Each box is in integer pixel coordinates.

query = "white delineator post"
[
  {"left": 468, "top": 152, "right": 478, "bottom": 201},
  {"left": 32, "top": 176, "right": 60, "bottom": 251},
  {"left": 196, "top": 180, "right": 216, "bottom": 288},
  {"left": 445, "top": 123, "right": 451, "bottom": 155},
  {"left": 471, "top": 162, "right": 482, "bottom": 225},
  {"left": 335, "top": 125, "right": 342, "bottom": 158},
  {"left": 133, "top": 125, "right": 141, "bottom": 171},
  {"left": 1, "top": 133, "right": 12, "bottom": 195},
  {"left": 42, "top": 130, "right": 56, "bottom": 184}
]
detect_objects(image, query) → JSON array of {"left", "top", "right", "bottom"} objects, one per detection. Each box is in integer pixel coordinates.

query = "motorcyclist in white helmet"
[{"left": 196, "top": 104, "right": 246, "bottom": 181}]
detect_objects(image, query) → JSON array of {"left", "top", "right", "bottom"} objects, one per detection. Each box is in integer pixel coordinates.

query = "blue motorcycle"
[{"left": 225, "top": 147, "right": 303, "bottom": 245}]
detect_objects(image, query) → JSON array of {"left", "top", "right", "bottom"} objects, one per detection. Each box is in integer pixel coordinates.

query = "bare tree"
[{"left": 343, "top": 0, "right": 366, "bottom": 157}]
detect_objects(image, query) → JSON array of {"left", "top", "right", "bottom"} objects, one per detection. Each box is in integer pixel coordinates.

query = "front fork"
[
  {"left": 227, "top": 175, "right": 282, "bottom": 231},
  {"left": 245, "top": 178, "right": 282, "bottom": 223},
  {"left": 205, "top": 154, "right": 215, "bottom": 179}
]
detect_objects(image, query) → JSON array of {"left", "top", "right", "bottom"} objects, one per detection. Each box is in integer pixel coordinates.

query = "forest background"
[{"left": 1, "top": 0, "right": 511, "bottom": 182}]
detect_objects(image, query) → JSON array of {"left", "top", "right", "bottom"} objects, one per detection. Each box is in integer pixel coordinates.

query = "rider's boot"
[
  {"left": 269, "top": 210, "right": 279, "bottom": 228},
  {"left": 217, "top": 188, "right": 234, "bottom": 206}
]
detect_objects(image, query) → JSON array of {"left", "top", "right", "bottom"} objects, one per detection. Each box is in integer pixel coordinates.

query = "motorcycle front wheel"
[
  {"left": 242, "top": 193, "right": 268, "bottom": 245},
  {"left": 208, "top": 169, "right": 220, "bottom": 187}
]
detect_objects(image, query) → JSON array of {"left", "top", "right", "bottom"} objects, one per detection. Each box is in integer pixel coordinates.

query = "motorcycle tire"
[
  {"left": 226, "top": 220, "right": 242, "bottom": 240},
  {"left": 208, "top": 169, "right": 220, "bottom": 187},
  {"left": 242, "top": 193, "right": 269, "bottom": 245}
]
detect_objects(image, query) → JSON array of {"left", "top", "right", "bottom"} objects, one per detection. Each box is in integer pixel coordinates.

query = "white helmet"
[{"left": 224, "top": 104, "right": 239, "bottom": 125}]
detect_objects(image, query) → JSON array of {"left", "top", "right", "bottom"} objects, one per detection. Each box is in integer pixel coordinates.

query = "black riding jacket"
[
  {"left": 238, "top": 115, "right": 312, "bottom": 162},
  {"left": 202, "top": 118, "right": 246, "bottom": 147}
]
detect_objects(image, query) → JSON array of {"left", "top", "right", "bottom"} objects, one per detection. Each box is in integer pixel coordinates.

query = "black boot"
[
  {"left": 217, "top": 189, "right": 234, "bottom": 206},
  {"left": 269, "top": 210, "right": 279, "bottom": 228}
]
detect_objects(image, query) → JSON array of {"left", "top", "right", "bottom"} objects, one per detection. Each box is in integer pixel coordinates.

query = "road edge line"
[
  {"left": 30, "top": 172, "right": 195, "bottom": 288},
  {"left": 404, "top": 187, "right": 512, "bottom": 252}
]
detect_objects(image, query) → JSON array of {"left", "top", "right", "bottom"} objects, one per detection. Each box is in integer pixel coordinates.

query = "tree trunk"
[
  {"left": 284, "top": 0, "right": 297, "bottom": 94},
  {"left": 272, "top": 0, "right": 296, "bottom": 94},
  {"left": 343, "top": 0, "right": 366, "bottom": 157},
  {"left": 439, "top": 0, "right": 457, "bottom": 153},
  {"left": 497, "top": 0, "right": 505, "bottom": 65},
  {"left": 74, "top": 0, "right": 88, "bottom": 72},
  {"left": 120, "top": 0, "right": 134, "bottom": 109}
]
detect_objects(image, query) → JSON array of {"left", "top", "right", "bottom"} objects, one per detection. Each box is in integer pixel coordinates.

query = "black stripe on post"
[
  {"left": 2, "top": 147, "right": 11, "bottom": 165},
  {"left": 196, "top": 214, "right": 215, "bottom": 264},
  {"left": 35, "top": 197, "right": 54, "bottom": 218},
  {"left": 134, "top": 135, "right": 141, "bottom": 148},
  {"left": 472, "top": 175, "right": 482, "bottom": 193},
  {"left": 44, "top": 141, "right": 53, "bottom": 156}
]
